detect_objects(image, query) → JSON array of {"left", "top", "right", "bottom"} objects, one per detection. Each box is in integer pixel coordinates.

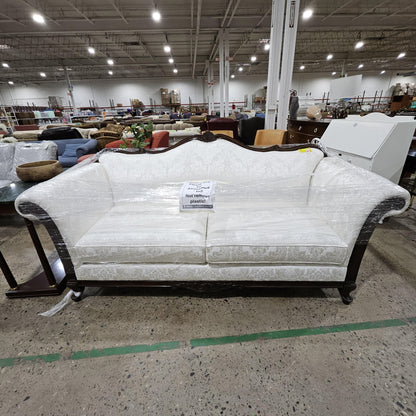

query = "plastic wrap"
[
  {"left": 11, "top": 141, "right": 57, "bottom": 181},
  {"left": 14, "top": 139, "right": 410, "bottom": 286}
]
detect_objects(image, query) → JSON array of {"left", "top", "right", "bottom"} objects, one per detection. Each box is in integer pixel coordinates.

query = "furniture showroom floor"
[{"left": 0, "top": 206, "right": 415, "bottom": 416}]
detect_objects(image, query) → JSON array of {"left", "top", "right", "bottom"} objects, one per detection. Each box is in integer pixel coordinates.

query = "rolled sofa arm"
[
  {"left": 75, "top": 139, "right": 98, "bottom": 158},
  {"left": 308, "top": 156, "right": 410, "bottom": 248},
  {"left": 15, "top": 162, "right": 114, "bottom": 247}
]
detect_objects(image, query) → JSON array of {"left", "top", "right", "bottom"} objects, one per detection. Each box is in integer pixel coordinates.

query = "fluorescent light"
[
  {"left": 8, "top": 81, "right": 13, "bottom": 85},
  {"left": 108, "top": 70, "right": 113, "bottom": 75},
  {"left": 250, "top": 56, "right": 257, "bottom": 62},
  {"left": 238, "top": 66, "right": 243, "bottom": 72},
  {"left": 302, "top": 9, "right": 313, "bottom": 19},
  {"left": 264, "top": 44, "right": 270, "bottom": 51},
  {"left": 2, "top": 62, "right": 9, "bottom": 68},
  {"left": 152, "top": 10, "right": 161, "bottom": 22},
  {"left": 355, "top": 40, "right": 364, "bottom": 49},
  {"left": 32, "top": 13, "right": 45, "bottom": 24},
  {"left": 164, "top": 45, "right": 171, "bottom": 53},
  {"left": 380, "top": 70, "right": 386, "bottom": 74},
  {"left": 397, "top": 52, "right": 406, "bottom": 59},
  {"left": 326, "top": 54, "right": 333, "bottom": 60},
  {"left": 332, "top": 71, "right": 336, "bottom": 75},
  {"left": 358, "top": 64, "right": 364, "bottom": 69},
  {"left": 168, "top": 58, "right": 174, "bottom": 64},
  {"left": 88, "top": 47, "right": 95, "bottom": 54},
  {"left": 107, "top": 59, "right": 114, "bottom": 65},
  {"left": 40, "top": 72, "right": 46, "bottom": 77},
  {"left": 173, "top": 68, "right": 178, "bottom": 74},
  {"left": 300, "top": 65, "right": 305, "bottom": 70},
  {"left": 0, "top": 45, "right": 10, "bottom": 50},
  {"left": 231, "top": 74, "right": 235, "bottom": 79}
]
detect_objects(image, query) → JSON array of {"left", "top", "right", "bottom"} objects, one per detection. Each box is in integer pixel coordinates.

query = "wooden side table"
[{"left": 0, "top": 182, "right": 67, "bottom": 298}]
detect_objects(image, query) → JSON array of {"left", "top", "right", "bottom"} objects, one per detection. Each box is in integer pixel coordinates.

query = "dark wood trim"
[
  {"left": 0, "top": 250, "right": 18, "bottom": 289},
  {"left": 340, "top": 196, "right": 407, "bottom": 304},
  {"left": 15, "top": 166, "right": 407, "bottom": 304},
  {"left": 18, "top": 203, "right": 76, "bottom": 284},
  {"left": 100, "top": 132, "right": 326, "bottom": 156}
]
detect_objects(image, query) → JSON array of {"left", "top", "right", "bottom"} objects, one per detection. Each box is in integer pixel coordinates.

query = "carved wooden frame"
[{"left": 16, "top": 135, "right": 407, "bottom": 304}]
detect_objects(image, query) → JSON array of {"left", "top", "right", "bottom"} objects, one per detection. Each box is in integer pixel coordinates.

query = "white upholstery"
[
  {"left": 73, "top": 204, "right": 208, "bottom": 266},
  {"left": 206, "top": 207, "right": 348, "bottom": 265},
  {"left": 14, "top": 139, "right": 410, "bottom": 284},
  {"left": 75, "top": 263, "right": 348, "bottom": 282}
]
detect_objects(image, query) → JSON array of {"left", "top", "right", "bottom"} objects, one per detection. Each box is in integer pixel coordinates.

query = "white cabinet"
[{"left": 319, "top": 113, "right": 416, "bottom": 183}]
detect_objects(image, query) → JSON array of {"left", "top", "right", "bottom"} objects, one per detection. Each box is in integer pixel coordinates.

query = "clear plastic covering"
[{"left": 14, "top": 139, "right": 410, "bottom": 284}]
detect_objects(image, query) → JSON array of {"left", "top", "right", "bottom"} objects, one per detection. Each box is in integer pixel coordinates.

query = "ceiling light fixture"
[
  {"left": 358, "top": 64, "right": 364, "bottom": 69},
  {"left": 355, "top": 40, "right": 364, "bottom": 49},
  {"left": 238, "top": 66, "right": 243, "bottom": 72},
  {"left": 32, "top": 12, "right": 45, "bottom": 24},
  {"left": 108, "top": 70, "right": 113, "bottom": 75},
  {"left": 152, "top": 10, "right": 161, "bottom": 22},
  {"left": 302, "top": 9, "right": 313, "bottom": 19},
  {"left": 164, "top": 45, "right": 171, "bottom": 53},
  {"left": 380, "top": 70, "right": 386, "bottom": 74},
  {"left": 168, "top": 58, "right": 174, "bottom": 64},
  {"left": 40, "top": 72, "right": 46, "bottom": 77},
  {"left": 332, "top": 71, "right": 336, "bottom": 75},
  {"left": 300, "top": 65, "right": 305, "bottom": 70},
  {"left": 250, "top": 56, "right": 257, "bottom": 62},
  {"left": 264, "top": 44, "right": 270, "bottom": 51},
  {"left": 107, "top": 59, "right": 114, "bottom": 65},
  {"left": 173, "top": 68, "right": 178, "bottom": 74},
  {"left": 8, "top": 81, "right": 14, "bottom": 85},
  {"left": 2, "top": 62, "right": 9, "bottom": 68},
  {"left": 231, "top": 74, "right": 235, "bottom": 78},
  {"left": 88, "top": 47, "right": 95, "bottom": 54},
  {"left": 326, "top": 54, "right": 333, "bottom": 60},
  {"left": 397, "top": 52, "right": 406, "bottom": 59}
]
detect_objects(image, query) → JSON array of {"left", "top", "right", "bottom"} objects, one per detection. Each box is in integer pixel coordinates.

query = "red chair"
[{"left": 104, "top": 131, "right": 169, "bottom": 149}]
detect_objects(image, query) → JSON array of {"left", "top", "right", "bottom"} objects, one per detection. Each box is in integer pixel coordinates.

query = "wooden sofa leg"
[
  {"left": 338, "top": 283, "right": 357, "bottom": 305},
  {"left": 71, "top": 286, "right": 85, "bottom": 302}
]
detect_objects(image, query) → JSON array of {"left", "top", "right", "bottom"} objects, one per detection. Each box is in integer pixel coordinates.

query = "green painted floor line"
[{"left": 1, "top": 317, "right": 415, "bottom": 368}]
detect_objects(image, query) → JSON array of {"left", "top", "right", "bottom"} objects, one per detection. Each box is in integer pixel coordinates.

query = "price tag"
[{"left": 180, "top": 181, "right": 216, "bottom": 211}]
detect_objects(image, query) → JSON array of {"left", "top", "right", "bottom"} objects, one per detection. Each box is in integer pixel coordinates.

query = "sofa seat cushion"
[
  {"left": 206, "top": 207, "right": 348, "bottom": 265},
  {"left": 73, "top": 204, "right": 208, "bottom": 265}
]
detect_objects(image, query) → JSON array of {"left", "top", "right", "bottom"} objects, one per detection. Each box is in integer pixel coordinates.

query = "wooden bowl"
[{"left": 16, "top": 160, "right": 63, "bottom": 182}]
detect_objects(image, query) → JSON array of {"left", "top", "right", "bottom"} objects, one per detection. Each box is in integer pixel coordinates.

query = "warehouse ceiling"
[{"left": 0, "top": 0, "right": 415, "bottom": 85}]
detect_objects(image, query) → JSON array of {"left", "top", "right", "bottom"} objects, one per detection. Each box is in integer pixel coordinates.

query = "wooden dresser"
[{"left": 287, "top": 119, "right": 330, "bottom": 144}]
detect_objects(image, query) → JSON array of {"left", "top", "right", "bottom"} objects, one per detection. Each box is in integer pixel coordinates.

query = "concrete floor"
[{"left": 0, "top": 207, "right": 415, "bottom": 416}]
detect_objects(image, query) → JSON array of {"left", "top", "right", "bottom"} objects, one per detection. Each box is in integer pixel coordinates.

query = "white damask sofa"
[{"left": 15, "top": 135, "right": 410, "bottom": 304}]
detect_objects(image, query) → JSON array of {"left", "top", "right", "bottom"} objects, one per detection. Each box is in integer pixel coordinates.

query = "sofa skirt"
[{"left": 74, "top": 263, "right": 347, "bottom": 282}]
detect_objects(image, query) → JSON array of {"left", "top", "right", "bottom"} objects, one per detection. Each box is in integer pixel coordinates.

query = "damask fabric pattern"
[
  {"left": 75, "top": 263, "right": 348, "bottom": 282},
  {"left": 206, "top": 207, "right": 348, "bottom": 265},
  {"left": 99, "top": 140, "right": 324, "bottom": 203},
  {"left": 72, "top": 204, "right": 208, "bottom": 266}
]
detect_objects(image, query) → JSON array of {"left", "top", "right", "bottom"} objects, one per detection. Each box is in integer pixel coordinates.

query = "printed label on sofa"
[{"left": 180, "top": 181, "right": 216, "bottom": 211}]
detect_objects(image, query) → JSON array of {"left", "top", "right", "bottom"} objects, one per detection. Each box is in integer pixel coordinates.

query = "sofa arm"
[
  {"left": 308, "top": 156, "right": 409, "bottom": 247},
  {"left": 15, "top": 162, "right": 113, "bottom": 247},
  {"left": 75, "top": 139, "right": 98, "bottom": 158}
]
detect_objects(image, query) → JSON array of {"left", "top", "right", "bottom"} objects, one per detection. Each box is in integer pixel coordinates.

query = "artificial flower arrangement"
[{"left": 120, "top": 121, "right": 153, "bottom": 149}]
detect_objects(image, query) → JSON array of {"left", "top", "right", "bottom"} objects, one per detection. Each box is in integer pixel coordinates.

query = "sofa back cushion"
[{"left": 99, "top": 139, "right": 324, "bottom": 205}]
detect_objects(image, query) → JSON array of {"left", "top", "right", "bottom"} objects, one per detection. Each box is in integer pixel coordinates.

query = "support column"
[
  {"left": 265, "top": 0, "right": 285, "bottom": 129},
  {"left": 276, "top": 0, "right": 300, "bottom": 130},
  {"left": 224, "top": 29, "right": 230, "bottom": 117},
  {"left": 219, "top": 29, "right": 225, "bottom": 117}
]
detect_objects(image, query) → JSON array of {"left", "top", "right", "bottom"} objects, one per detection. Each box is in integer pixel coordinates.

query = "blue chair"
[{"left": 52, "top": 139, "right": 98, "bottom": 167}]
